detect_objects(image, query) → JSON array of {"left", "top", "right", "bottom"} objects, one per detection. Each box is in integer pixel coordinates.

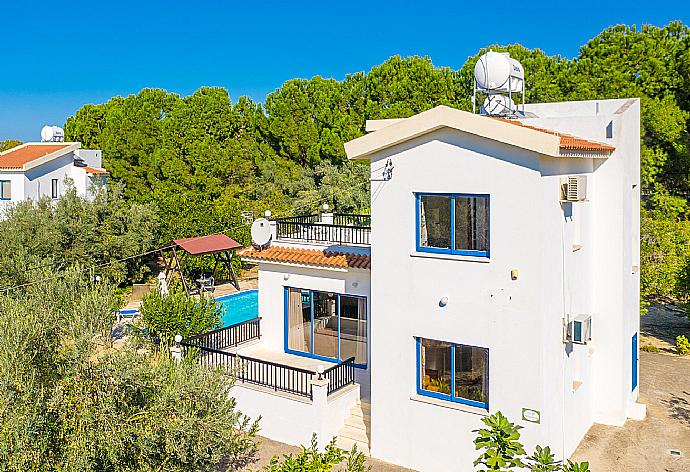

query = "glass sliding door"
[
  {"left": 312, "top": 292, "right": 338, "bottom": 359},
  {"left": 339, "top": 295, "right": 367, "bottom": 365},
  {"left": 285, "top": 287, "right": 368, "bottom": 367}
]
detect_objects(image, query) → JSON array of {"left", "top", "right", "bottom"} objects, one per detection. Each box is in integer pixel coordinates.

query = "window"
[
  {"left": 0, "top": 180, "right": 10, "bottom": 200},
  {"left": 417, "top": 193, "right": 489, "bottom": 257},
  {"left": 417, "top": 337, "right": 489, "bottom": 408},
  {"left": 51, "top": 179, "right": 59, "bottom": 199},
  {"left": 285, "top": 287, "right": 367, "bottom": 367}
]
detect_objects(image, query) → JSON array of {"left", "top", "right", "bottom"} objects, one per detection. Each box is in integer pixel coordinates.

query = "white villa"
[
  {"left": 182, "top": 97, "right": 642, "bottom": 471},
  {"left": 0, "top": 142, "right": 107, "bottom": 212}
]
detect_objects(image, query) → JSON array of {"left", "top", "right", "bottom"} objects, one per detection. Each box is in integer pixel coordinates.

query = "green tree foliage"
[
  {"left": 140, "top": 287, "right": 222, "bottom": 345},
  {"left": 65, "top": 22, "right": 690, "bottom": 304},
  {"left": 0, "top": 139, "right": 21, "bottom": 152},
  {"left": 0, "top": 182, "right": 158, "bottom": 288},
  {"left": 262, "top": 434, "right": 369, "bottom": 472},
  {"left": 0, "top": 270, "right": 258, "bottom": 471},
  {"left": 473, "top": 412, "right": 589, "bottom": 472}
]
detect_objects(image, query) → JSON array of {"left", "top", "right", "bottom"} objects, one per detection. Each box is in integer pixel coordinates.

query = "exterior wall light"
[
  {"left": 316, "top": 364, "right": 324, "bottom": 380},
  {"left": 352, "top": 281, "right": 359, "bottom": 288},
  {"left": 322, "top": 203, "right": 330, "bottom": 211},
  {"left": 264, "top": 210, "right": 272, "bottom": 218},
  {"left": 439, "top": 296, "right": 449, "bottom": 307},
  {"left": 283, "top": 273, "right": 290, "bottom": 281},
  {"left": 511, "top": 269, "right": 519, "bottom": 280},
  {"left": 174, "top": 334, "right": 183, "bottom": 346}
]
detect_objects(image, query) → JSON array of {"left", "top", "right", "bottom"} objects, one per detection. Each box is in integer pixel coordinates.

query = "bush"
[
  {"left": 473, "top": 412, "right": 589, "bottom": 471},
  {"left": 640, "top": 344, "right": 660, "bottom": 353},
  {"left": 676, "top": 335, "right": 690, "bottom": 355},
  {"left": 262, "top": 434, "right": 369, "bottom": 472},
  {"left": 140, "top": 287, "right": 222, "bottom": 344}
]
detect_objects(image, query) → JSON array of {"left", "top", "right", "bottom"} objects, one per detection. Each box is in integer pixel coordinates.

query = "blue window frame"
[
  {"left": 632, "top": 333, "right": 638, "bottom": 391},
  {"left": 0, "top": 180, "right": 11, "bottom": 200},
  {"left": 415, "top": 193, "right": 490, "bottom": 257},
  {"left": 416, "top": 337, "right": 489, "bottom": 409},
  {"left": 284, "top": 286, "right": 367, "bottom": 368}
]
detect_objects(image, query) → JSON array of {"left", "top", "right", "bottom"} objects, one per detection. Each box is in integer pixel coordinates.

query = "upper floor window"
[
  {"left": 0, "top": 180, "right": 11, "bottom": 200},
  {"left": 416, "top": 193, "right": 489, "bottom": 257},
  {"left": 417, "top": 337, "right": 489, "bottom": 409},
  {"left": 51, "top": 179, "right": 58, "bottom": 199}
]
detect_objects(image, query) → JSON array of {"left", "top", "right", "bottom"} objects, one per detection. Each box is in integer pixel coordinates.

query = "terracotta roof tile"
[
  {"left": 495, "top": 118, "right": 615, "bottom": 153},
  {"left": 84, "top": 166, "right": 109, "bottom": 175},
  {"left": 240, "top": 246, "right": 371, "bottom": 270},
  {"left": 0, "top": 144, "right": 71, "bottom": 169}
]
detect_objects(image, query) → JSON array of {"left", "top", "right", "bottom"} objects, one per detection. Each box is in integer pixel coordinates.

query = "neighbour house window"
[
  {"left": 417, "top": 337, "right": 489, "bottom": 408},
  {"left": 0, "top": 180, "right": 10, "bottom": 200},
  {"left": 417, "top": 193, "right": 489, "bottom": 257},
  {"left": 51, "top": 179, "right": 58, "bottom": 199},
  {"left": 285, "top": 287, "right": 367, "bottom": 367}
]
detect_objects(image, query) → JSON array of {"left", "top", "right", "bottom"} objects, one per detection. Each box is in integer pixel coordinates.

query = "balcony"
[
  {"left": 180, "top": 317, "right": 356, "bottom": 399},
  {"left": 275, "top": 213, "right": 371, "bottom": 246}
]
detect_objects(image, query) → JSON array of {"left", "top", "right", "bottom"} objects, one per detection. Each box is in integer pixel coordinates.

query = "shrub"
[
  {"left": 140, "top": 287, "right": 222, "bottom": 345},
  {"left": 473, "top": 412, "right": 589, "bottom": 472},
  {"left": 640, "top": 344, "right": 660, "bottom": 353},
  {"left": 676, "top": 335, "right": 690, "bottom": 355},
  {"left": 262, "top": 434, "right": 369, "bottom": 472}
]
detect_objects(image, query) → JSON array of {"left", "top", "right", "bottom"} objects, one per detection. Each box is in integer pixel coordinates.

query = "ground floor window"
[
  {"left": 285, "top": 287, "right": 367, "bottom": 367},
  {"left": 416, "top": 337, "right": 489, "bottom": 408},
  {"left": 0, "top": 180, "right": 11, "bottom": 200}
]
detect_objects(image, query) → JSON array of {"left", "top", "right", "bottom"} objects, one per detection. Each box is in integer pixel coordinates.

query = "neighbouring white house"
[
  {"left": 180, "top": 70, "right": 642, "bottom": 470},
  {"left": 0, "top": 141, "right": 108, "bottom": 213}
]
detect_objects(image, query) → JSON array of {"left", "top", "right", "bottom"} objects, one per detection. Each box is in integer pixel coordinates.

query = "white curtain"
[{"left": 288, "top": 289, "right": 307, "bottom": 352}]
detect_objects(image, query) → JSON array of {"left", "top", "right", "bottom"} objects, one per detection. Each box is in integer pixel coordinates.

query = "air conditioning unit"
[
  {"left": 564, "top": 315, "right": 592, "bottom": 344},
  {"left": 561, "top": 176, "right": 588, "bottom": 202}
]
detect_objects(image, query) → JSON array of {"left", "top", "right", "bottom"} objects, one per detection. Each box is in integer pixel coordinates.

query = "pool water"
[{"left": 218, "top": 290, "right": 259, "bottom": 327}]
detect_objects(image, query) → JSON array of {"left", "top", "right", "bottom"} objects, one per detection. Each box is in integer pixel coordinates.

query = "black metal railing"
[
  {"left": 275, "top": 214, "right": 371, "bottom": 246},
  {"left": 184, "top": 317, "right": 261, "bottom": 350},
  {"left": 181, "top": 343, "right": 315, "bottom": 399},
  {"left": 333, "top": 213, "right": 371, "bottom": 227},
  {"left": 323, "top": 356, "right": 356, "bottom": 395}
]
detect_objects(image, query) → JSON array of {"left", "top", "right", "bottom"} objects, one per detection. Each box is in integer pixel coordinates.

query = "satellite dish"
[
  {"left": 482, "top": 95, "right": 517, "bottom": 116},
  {"left": 40, "top": 125, "right": 65, "bottom": 142},
  {"left": 474, "top": 52, "right": 524, "bottom": 93},
  {"left": 251, "top": 218, "right": 272, "bottom": 247}
]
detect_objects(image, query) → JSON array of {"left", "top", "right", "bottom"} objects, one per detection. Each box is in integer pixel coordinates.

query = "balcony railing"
[
  {"left": 184, "top": 317, "right": 261, "bottom": 350},
  {"left": 180, "top": 319, "right": 356, "bottom": 399},
  {"left": 275, "top": 214, "right": 371, "bottom": 246}
]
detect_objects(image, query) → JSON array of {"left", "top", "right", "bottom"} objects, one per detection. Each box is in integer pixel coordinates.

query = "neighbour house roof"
[
  {"left": 346, "top": 105, "right": 615, "bottom": 160},
  {"left": 0, "top": 143, "right": 80, "bottom": 170},
  {"left": 172, "top": 234, "right": 243, "bottom": 255},
  {"left": 240, "top": 245, "right": 371, "bottom": 270},
  {"left": 84, "top": 166, "right": 109, "bottom": 175}
]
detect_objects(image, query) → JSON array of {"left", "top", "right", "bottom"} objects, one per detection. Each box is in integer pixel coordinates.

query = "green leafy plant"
[
  {"left": 473, "top": 411, "right": 526, "bottom": 471},
  {"left": 140, "top": 286, "right": 222, "bottom": 345},
  {"left": 640, "top": 344, "right": 660, "bottom": 353},
  {"left": 262, "top": 434, "right": 369, "bottom": 472},
  {"left": 473, "top": 412, "right": 590, "bottom": 471},
  {"left": 676, "top": 335, "right": 690, "bottom": 355}
]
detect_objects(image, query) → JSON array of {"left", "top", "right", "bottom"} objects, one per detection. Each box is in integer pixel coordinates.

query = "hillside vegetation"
[{"left": 64, "top": 22, "right": 690, "bottom": 305}]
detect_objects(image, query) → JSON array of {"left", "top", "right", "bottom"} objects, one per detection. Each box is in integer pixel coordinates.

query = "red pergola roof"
[{"left": 172, "top": 234, "right": 242, "bottom": 255}]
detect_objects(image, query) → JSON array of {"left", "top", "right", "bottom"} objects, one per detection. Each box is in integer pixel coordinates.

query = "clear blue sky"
[{"left": 1, "top": 0, "right": 688, "bottom": 141}]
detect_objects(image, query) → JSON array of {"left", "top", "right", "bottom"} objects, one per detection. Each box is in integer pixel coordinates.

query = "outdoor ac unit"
[
  {"left": 561, "top": 176, "right": 588, "bottom": 202},
  {"left": 565, "top": 315, "right": 592, "bottom": 344}
]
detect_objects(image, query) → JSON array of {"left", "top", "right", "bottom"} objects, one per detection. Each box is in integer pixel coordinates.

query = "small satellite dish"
[
  {"left": 40, "top": 125, "right": 65, "bottom": 142},
  {"left": 251, "top": 218, "right": 272, "bottom": 247}
]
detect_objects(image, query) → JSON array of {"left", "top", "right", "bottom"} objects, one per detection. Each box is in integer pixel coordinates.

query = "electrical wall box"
[
  {"left": 564, "top": 315, "right": 592, "bottom": 344},
  {"left": 561, "top": 175, "right": 588, "bottom": 202}
]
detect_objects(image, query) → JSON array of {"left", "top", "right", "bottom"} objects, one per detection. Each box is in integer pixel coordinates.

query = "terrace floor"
[{"left": 226, "top": 342, "right": 338, "bottom": 372}]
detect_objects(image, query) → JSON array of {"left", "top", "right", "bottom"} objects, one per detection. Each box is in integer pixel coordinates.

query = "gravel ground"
[
  {"left": 571, "top": 352, "right": 690, "bottom": 471},
  {"left": 640, "top": 302, "right": 690, "bottom": 353}
]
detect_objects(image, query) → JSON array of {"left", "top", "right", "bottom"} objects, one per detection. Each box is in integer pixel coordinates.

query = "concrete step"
[
  {"left": 339, "top": 424, "right": 370, "bottom": 444},
  {"left": 350, "top": 405, "right": 371, "bottom": 420},
  {"left": 344, "top": 415, "right": 369, "bottom": 431},
  {"left": 335, "top": 435, "right": 370, "bottom": 456}
]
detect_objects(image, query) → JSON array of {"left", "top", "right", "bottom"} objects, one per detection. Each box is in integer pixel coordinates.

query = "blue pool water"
[{"left": 218, "top": 289, "right": 259, "bottom": 327}]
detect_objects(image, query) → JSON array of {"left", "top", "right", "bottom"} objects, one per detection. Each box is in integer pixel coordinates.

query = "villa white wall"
[
  {"left": 256, "top": 261, "right": 372, "bottom": 396},
  {"left": 367, "top": 99, "right": 639, "bottom": 472},
  {"left": 24, "top": 154, "right": 75, "bottom": 200}
]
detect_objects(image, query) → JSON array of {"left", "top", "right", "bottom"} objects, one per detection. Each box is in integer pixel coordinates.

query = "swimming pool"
[{"left": 218, "top": 289, "right": 259, "bottom": 327}]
